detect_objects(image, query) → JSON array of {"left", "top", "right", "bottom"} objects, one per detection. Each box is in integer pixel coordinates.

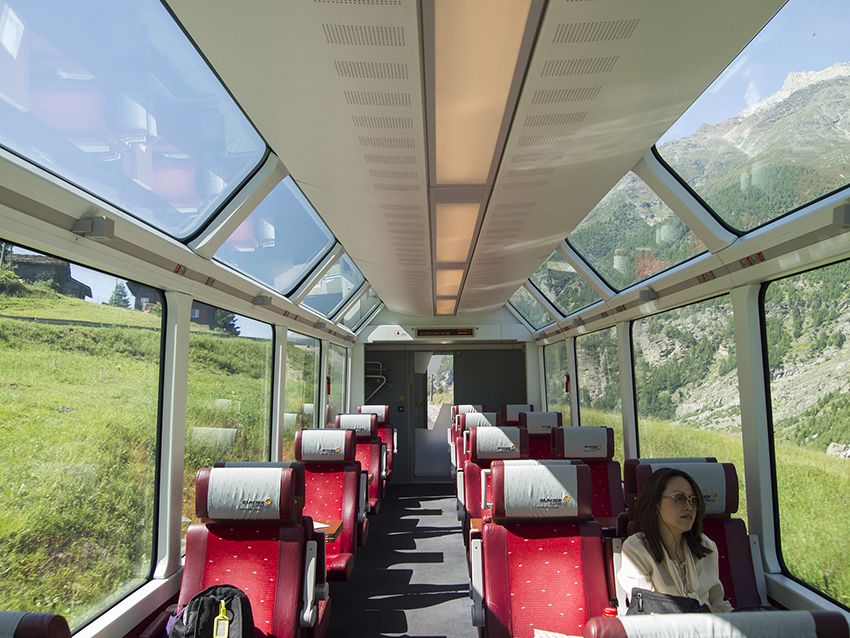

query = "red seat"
[
  {"left": 519, "top": 411, "right": 561, "bottom": 460},
  {"left": 295, "top": 428, "right": 364, "bottom": 581},
  {"left": 180, "top": 464, "right": 330, "bottom": 638},
  {"left": 452, "top": 412, "right": 503, "bottom": 511},
  {"left": 471, "top": 460, "right": 611, "bottom": 638},
  {"left": 452, "top": 404, "right": 486, "bottom": 419},
  {"left": 501, "top": 404, "right": 534, "bottom": 425},
  {"left": 331, "top": 414, "right": 383, "bottom": 515},
  {"left": 551, "top": 426, "right": 625, "bottom": 531},
  {"left": 357, "top": 405, "right": 394, "bottom": 492}
]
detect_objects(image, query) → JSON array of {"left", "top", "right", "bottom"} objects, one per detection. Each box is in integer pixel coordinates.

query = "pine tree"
[
  {"left": 108, "top": 281, "right": 131, "bottom": 308},
  {"left": 213, "top": 310, "right": 240, "bottom": 336}
]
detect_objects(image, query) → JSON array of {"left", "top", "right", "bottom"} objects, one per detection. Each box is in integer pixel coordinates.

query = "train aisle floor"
[{"left": 325, "top": 482, "right": 477, "bottom": 638}]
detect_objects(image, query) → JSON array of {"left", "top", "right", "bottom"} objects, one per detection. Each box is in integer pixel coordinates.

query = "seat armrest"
[
  {"left": 300, "top": 540, "right": 319, "bottom": 628},
  {"left": 359, "top": 471, "right": 368, "bottom": 520},
  {"left": 139, "top": 605, "right": 177, "bottom": 638},
  {"left": 470, "top": 538, "right": 485, "bottom": 627}
]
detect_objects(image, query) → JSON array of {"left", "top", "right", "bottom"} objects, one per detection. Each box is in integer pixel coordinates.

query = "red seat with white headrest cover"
[
  {"left": 519, "top": 411, "right": 561, "bottom": 459},
  {"left": 358, "top": 405, "right": 394, "bottom": 490},
  {"left": 331, "top": 413, "right": 383, "bottom": 515},
  {"left": 502, "top": 404, "right": 534, "bottom": 425}
]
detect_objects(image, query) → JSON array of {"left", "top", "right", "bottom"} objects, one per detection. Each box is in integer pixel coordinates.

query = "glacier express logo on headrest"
[
  {"left": 496, "top": 445, "right": 516, "bottom": 454},
  {"left": 320, "top": 446, "right": 342, "bottom": 455},
  {"left": 703, "top": 492, "right": 718, "bottom": 505},
  {"left": 584, "top": 444, "right": 603, "bottom": 451},
  {"left": 239, "top": 497, "right": 273, "bottom": 512},
  {"left": 537, "top": 494, "right": 571, "bottom": 509}
]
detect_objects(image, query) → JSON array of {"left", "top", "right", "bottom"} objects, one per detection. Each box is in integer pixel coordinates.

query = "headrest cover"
[
  {"left": 472, "top": 427, "right": 525, "bottom": 460},
  {"left": 296, "top": 429, "right": 355, "bottom": 462},
  {"left": 456, "top": 404, "right": 483, "bottom": 415},
  {"left": 493, "top": 460, "right": 591, "bottom": 520},
  {"left": 503, "top": 404, "right": 533, "bottom": 422},
  {"left": 605, "top": 610, "right": 817, "bottom": 638},
  {"left": 464, "top": 412, "right": 500, "bottom": 428},
  {"left": 358, "top": 405, "right": 389, "bottom": 422},
  {"left": 553, "top": 426, "right": 613, "bottom": 459},
  {"left": 519, "top": 411, "right": 562, "bottom": 435},
  {"left": 639, "top": 462, "right": 738, "bottom": 515},
  {"left": 334, "top": 413, "right": 377, "bottom": 437},
  {"left": 197, "top": 467, "right": 301, "bottom": 521},
  {"left": 624, "top": 457, "right": 715, "bottom": 495}
]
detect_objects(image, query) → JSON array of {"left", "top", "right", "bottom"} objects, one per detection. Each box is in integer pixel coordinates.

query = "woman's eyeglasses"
[{"left": 662, "top": 494, "right": 701, "bottom": 508}]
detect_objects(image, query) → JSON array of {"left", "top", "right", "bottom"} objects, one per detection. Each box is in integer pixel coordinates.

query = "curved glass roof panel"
[
  {"left": 302, "top": 254, "right": 365, "bottom": 318},
  {"left": 529, "top": 250, "right": 602, "bottom": 317},
  {"left": 214, "top": 176, "right": 335, "bottom": 295},
  {"left": 0, "top": 0, "right": 265, "bottom": 239},
  {"left": 341, "top": 287, "right": 381, "bottom": 331},
  {"left": 567, "top": 172, "right": 706, "bottom": 291},
  {"left": 655, "top": 0, "right": 850, "bottom": 232},
  {"left": 509, "top": 286, "right": 553, "bottom": 330}
]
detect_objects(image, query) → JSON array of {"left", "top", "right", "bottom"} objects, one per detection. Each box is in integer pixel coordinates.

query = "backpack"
[{"left": 168, "top": 585, "right": 254, "bottom": 638}]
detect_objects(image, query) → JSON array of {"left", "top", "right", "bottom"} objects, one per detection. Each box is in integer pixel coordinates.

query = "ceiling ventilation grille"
[
  {"left": 353, "top": 115, "right": 414, "bottom": 129},
  {"left": 344, "top": 91, "right": 412, "bottom": 107},
  {"left": 381, "top": 203, "right": 422, "bottom": 211},
  {"left": 494, "top": 202, "right": 535, "bottom": 210},
  {"left": 315, "top": 0, "right": 403, "bottom": 5},
  {"left": 512, "top": 151, "right": 565, "bottom": 162},
  {"left": 433, "top": 186, "right": 490, "bottom": 203},
  {"left": 541, "top": 57, "right": 618, "bottom": 77},
  {"left": 552, "top": 19, "right": 639, "bottom": 43},
  {"left": 370, "top": 169, "right": 418, "bottom": 179},
  {"left": 389, "top": 228, "right": 422, "bottom": 235},
  {"left": 516, "top": 133, "right": 575, "bottom": 147},
  {"left": 323, "top": 24, "right": 405, "bottom": 46},
  {"left": 386, "top": 221, "right": 423, "bottom": 228},
  {"left": 375, "top": 183, "right": 420, "bottom": 191},
  {"left": 335, "top": 61, "right": 408, "bottom": 79},
  {"left": 502, "top": 180, "right": 549, "bottom": 190},
  {"left": 531, "top": 87, "right": 602, "bottom": 104},
  {"left": 524, "top": 112, "right": 587, "bottom": 127},
  {"left": 365, "top": 154, "right": 417, "bottom": 165},
  {"left": 505, "top": 167, "right": 556, "bottom": 177},
  {"left": 359, "top": 136, "right": 415, "bottom": 148}
]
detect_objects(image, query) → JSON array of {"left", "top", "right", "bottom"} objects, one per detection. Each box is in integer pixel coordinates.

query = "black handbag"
[{"left": 626, "top": 588, "right": 711, "bottom": 615}]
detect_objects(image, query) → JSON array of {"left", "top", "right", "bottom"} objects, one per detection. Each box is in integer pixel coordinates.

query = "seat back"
[
  {"left": 452, "top": 404, "right": 485, "bottom": 419},
  {"left": 295, "top": 428, "right": 361, "bottom": 581},
  {"left": 332, "top": 413, "right": 383, "bottom": 514},
  {"left": 0, "top": 613, "right": 70, "bottom": 638},
  {"left": 476, "top": 460, "right": 609, "bottom": 638},
  {"left": 502, "top": 403, "right": 534, "bottom": 425},
  {"left": 584, "top": 611, "right": 849, "bottom": 638},
  {"left": 455, "top": 411, "right": 503, "bottom": 474},
  {"left": 551, "top": 426, "right": 625, "bottom": 528},
  {"left": 357, "top": 405, "right": 394, "bottom": 488},
  {"left": 182, "top": 464, "right": 326, "bottom": 638},
  {"left": 634, "top": 461, "right": 761, "bottom": 610},
  {"left": 623, "top": 456, "right": 716, "bottom": 512},
  {"left": 519, "top": 411, "right": 561, "bottom": 459}
]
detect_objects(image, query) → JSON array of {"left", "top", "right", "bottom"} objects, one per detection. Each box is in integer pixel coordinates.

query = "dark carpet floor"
[{"left": 324, "top": 483, "right": 478, "bottom": 638}]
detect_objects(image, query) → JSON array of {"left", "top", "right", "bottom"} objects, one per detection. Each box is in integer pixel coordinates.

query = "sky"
[{"left": 657, "top": 0, "right": 850, "bottom": 146}]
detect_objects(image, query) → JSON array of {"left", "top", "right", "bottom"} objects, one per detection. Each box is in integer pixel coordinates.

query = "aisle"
[{"left": 325, "top": 483, "right": 478, "bottom": 638}]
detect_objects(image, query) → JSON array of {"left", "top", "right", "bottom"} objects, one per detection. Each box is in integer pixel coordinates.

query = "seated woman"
[{"left": 618, "top": 467, "right": 733, "bottom": 613}]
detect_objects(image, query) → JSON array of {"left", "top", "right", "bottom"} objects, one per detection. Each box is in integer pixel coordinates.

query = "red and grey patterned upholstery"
[
  {"left": 471, "top": 460, "right": 610, "bottom": 638},
  {"left": 585, "top": 610, "right": 849, "bottom": 638},
  {"left": 453, "top": 411, "right": 503, "bottom": 483},
  {"left": 331, "top": 413, "right": 383, "bottom": 515},
  {"left": 183, "top": 465, "right": 330, "bottom": 638},
  {"left": 634, "top": 461, "right": 762, "bottom": 610},
  {"left": 358, "top": 405, "right": 394, "bottom": 491},
  {"left": 502, "top": 403, "right": 534, "bottom": 425},
  {"left": 295, "top": 428, "right": 362, "bottom": 581},
  {"left": 519, "top": 411, "right": 562, "bottom": 459},
  {"left": 551, "top": 426, "right": 625, "bottom": 530}
]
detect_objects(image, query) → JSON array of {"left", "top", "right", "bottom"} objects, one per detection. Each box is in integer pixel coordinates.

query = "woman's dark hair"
[{"left": 634, "top": 467, "right": 711, "bottom": 563}]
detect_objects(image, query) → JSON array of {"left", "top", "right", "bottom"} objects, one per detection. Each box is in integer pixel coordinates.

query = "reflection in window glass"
[
  {"left": 184, "top": 303, "right": 272, "bottom": 533},
  {"left": 656, "top": 0, "right": 850, "bottom": 232},
  {"left": 0, "top": 243, "right": 161, "bottom": 627},
  {"left": 544, "top": 340, "right": 570, "bottom": 425},
  {"left": 509, "top": 286, "right": 554, "bottom": 330},
  {"left": 214, "top": 177, "right": 336, "bottom": 295},
  {"left": 302, "top": 254, "right": 364, "bottom": 317},
  {"left": 0, "top": 1, "right": 265, "bottom": 238},
  {"left": 633, "top": 297, "right": 745, "bottom": 524},
  {"left": 568, "top": 173, "right": 705, "bottom": 291},
  {"left": 328, "top": 343, "right": 347, "bottom": 423},
  {"left": 530, "top": 250, "right": 601, "bottom": 317},
  {"left": 765, "top": 261, "right": 850, "bottom": 604},
  {"left": 284, "top": 331, "right": 320, "bottom": 456},
  {"left": 576, "top": 327, "right": 623, "bottom": 468},
  {"left": 342, "top": 287, "right": 381, "bottom": 331}
]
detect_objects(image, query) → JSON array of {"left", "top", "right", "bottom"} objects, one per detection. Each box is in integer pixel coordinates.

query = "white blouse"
[{"left": 618, "top": 532, "right": 733, "bottom": 613}]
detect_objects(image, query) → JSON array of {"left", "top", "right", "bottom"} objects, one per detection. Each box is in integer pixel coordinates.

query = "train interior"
[{"left": 2, "top": 0, "right": 850, "bottom": 636}]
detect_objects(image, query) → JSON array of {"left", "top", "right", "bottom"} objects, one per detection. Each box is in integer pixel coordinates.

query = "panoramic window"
[
  {"left": 327, "top": 343, "right": 348, "bottom": 424},
  {"left": 632, "top": 296, "right": 746, "bottom": 523},
  {"left": 0, "top": 1, "right": 266, "bottom": 239},
  {"left": 284, "top": 330, "right": 321, "bottom": 457},
  {"left": 544, "top": 340, "right": 571, "bottom": 425},
  {"left": 508, "top": 285, "right": 554, "bottom": 330},
  {"left": 765, "top": 260, "right": 850, "bottom": 605},
  {"left": 656, "top": 0, "right": 850, "bottom": 232},
  {"left": 184, "top": 302, "right": 273, "bottom": 532},
  {"left": 568, "top": 172, "right": 705, "bottom": 291},
  {"left": 301, "top": 254, "right": 364, "bottom": 318},
  {"left": 0, "top": 242, "right": 161, "bottom": 627},
  {"left": 530, "top": 250, "right": 601, "bottom": 317},
  {"left": 214, "top": 177, "right": 336, "bottom": 295},
  {"left": 341, "top": 287, "right": 381, "bottom": 331},
  {"left": 575, "top": 327, "right": 623, "bottom": 467}
]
